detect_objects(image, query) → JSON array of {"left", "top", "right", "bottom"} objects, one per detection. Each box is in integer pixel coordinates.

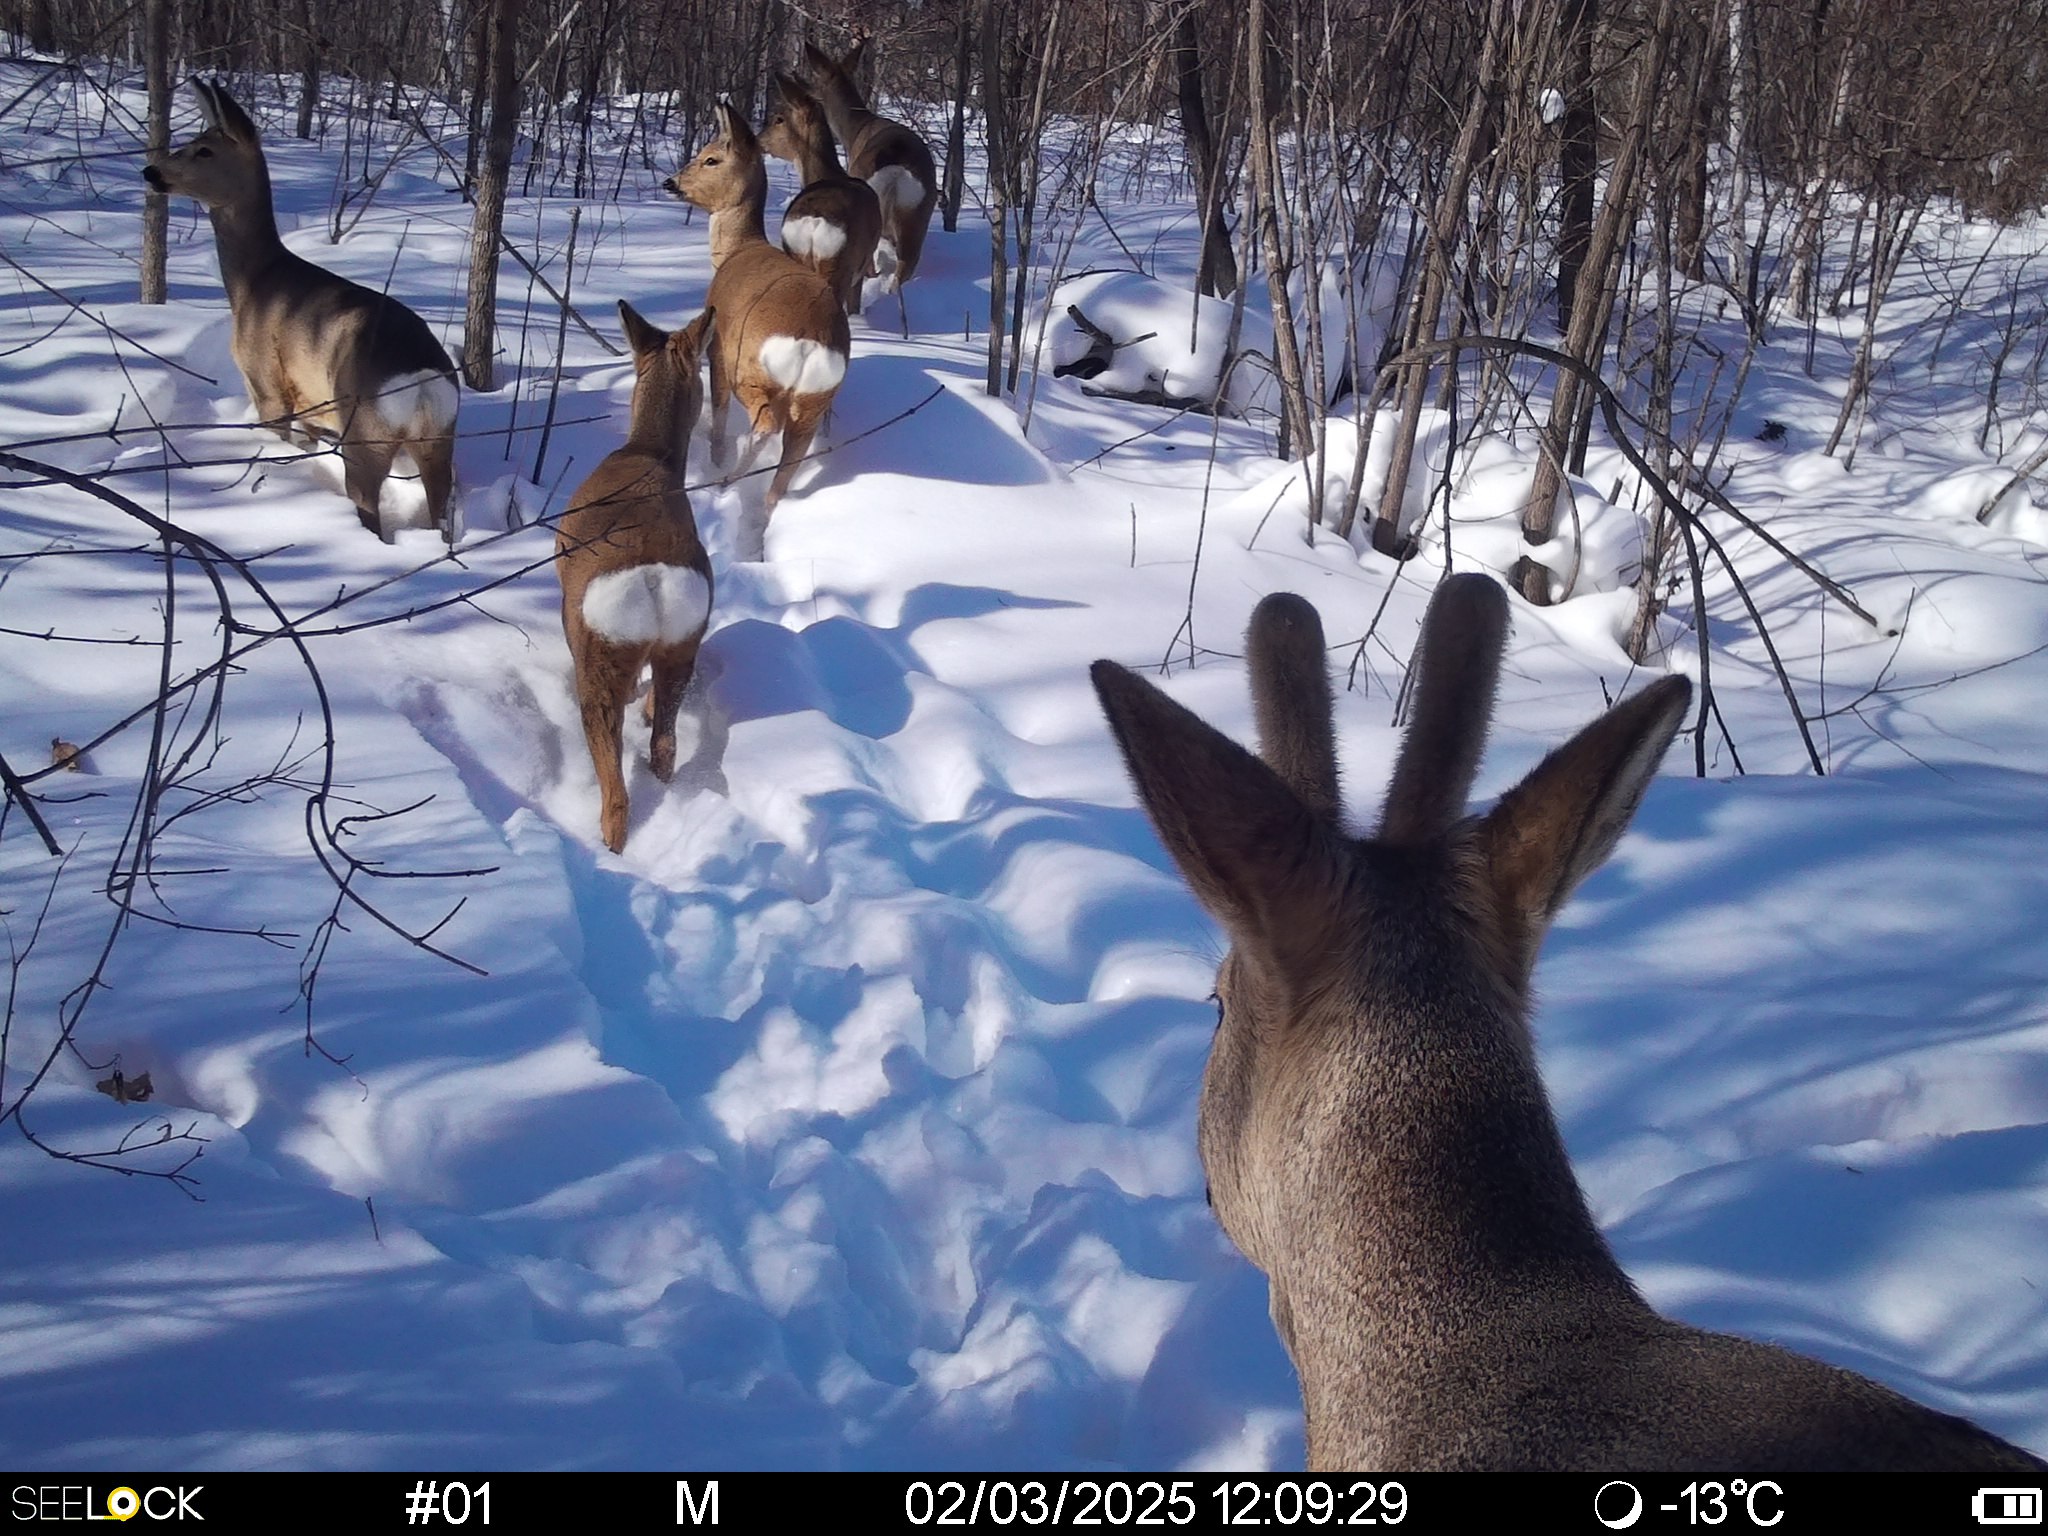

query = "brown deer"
[
  {"left": 664, "top": 98, "right": 850, "bottom": 523},
  {"left": 798, "top": 40, "right": 938, "bottom": 294},
  {"left": 758, "top": 73, "right": 883, "bottom": 317},
  {"left": 554, "top": 302, "right": 715, "bottom": 855},
  {"left": 142, "top": 79, "right": 458, "bottom": 543},
  {"left": 1092, "top": 575, "right": 2048, "bottom": 1473}
]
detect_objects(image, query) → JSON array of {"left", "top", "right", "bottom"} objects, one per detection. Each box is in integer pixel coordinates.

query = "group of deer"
[
  {"left": 145, "top": 44, "right": 935, "bottom": 856},
  {"left": 142, "top": 65, "right": 2046, "bottom": 1476}
]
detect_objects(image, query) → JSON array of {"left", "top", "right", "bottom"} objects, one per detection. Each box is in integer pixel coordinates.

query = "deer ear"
[
  {"left": 1245, "top": 593, "right": 1341, "bottom": 821},
  {"left": 802, "top": 41, "right": 832, "bottom": 76},
  {"left": 1476, "top": 674, "right": 1690, "bottom": 953},
  {"left": 841, "top": 37, "right": 868, "bottom": 76},
  {"left": 206, "top": 80, "right": 259, "bottom": 143},
  {"left": 716, "top": 95, "right": 755, "bottom": 148},
  {"left": 1092, "top": 660, "right": 1349, "bottom": 979},
  {"left": 1379, "top": 573, "right": 1509, "bottom": 843},
  {"left": 190, "top": 77, "right": 221, "bottom": 128},
  {"left": 676, "top": 306, "right": 714, "bottom": 359},
  {"left": 618, "top": 300, "right": 666, "bottom": 358}
]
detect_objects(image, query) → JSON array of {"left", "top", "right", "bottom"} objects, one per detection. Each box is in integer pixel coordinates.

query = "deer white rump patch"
[
  {"left": 783, "top": 215, "right": 848, "bottom": 262},
  {"left": 758, "top": 336, "right": 847, "bottom": 396},
  {"left": 581, "top": 563, "right": 711, "bottom": 647},
  {"left": 378, "top": 369, "right": 459, "bottom": 432},
  {"left": 869, "top": 166, "right": 923, "bottom": 213}
]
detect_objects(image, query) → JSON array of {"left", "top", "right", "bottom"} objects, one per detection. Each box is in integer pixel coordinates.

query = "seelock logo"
[{"left": 10, "top": 1487, "right": 203, "bottom": 1522}]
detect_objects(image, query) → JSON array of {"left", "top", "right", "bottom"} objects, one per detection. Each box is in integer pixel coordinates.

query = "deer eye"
[
  {"left": 704, "top": 156, "right": 720, "bottom": 166},
  {"left": 195, "top": 147, "right": 213, "bottom": 159}
]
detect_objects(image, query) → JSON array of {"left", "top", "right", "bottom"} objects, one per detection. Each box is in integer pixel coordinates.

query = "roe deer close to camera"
[
  {"left": 664, "top": 98, "right": 850, "bottom": 523},
  {"left": 759, "top": 73, "right": 883, "bottom": 317},
  {"left": 143, "top": 79, "right": 458, "bottom": 543},
  {"left": 555, "top": 303, "right": 715, "bottom": 854},
  {"left": 1091, "top": 575, "right": 2048, "bottom": 1472},
  {"left": 798, "top": 40, "right": 937, "bottom": 294}
]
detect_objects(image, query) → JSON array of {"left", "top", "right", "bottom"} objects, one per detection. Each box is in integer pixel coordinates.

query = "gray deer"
[
  {"left": 143, "top": 80, "right": 458, "bottom": 543},
  {"left": 1091, "top": 574, "right": 2046, "bottom": 1472}
]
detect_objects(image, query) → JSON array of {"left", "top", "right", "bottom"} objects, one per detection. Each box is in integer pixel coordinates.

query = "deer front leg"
[
  {"left": 646, "top": 639, "right": 700, "bottom": 782},
  {"left": 242, "top": 372, "right": 304, "bottom": 444},
  {"left": 707, "top": 344, "right": 733, "bottom": 468}
]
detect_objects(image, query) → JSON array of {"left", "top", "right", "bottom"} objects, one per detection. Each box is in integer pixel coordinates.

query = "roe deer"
[
  {"left": 798, "top": 40, "right": 937, "bottom": 293},
  {"left": 1091, "top": 575, "right": 2048, "bottom": 1473},
  {"left": 555, "top": 302, "right": 715, "bottom": 854},
  {"left": 664, "top": 99, "right": 850, "bottom": 523},
  {"left": 759, "top": 73, "right": 883, "bottom": 317},
  {"left": 143, "top": 79, "right": 458, "bottom": 543}
]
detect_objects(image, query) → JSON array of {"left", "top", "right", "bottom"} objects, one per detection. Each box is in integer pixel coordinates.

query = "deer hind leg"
[
  {"left": 839, "top": 254, "right": 866, "bottom": 317},
  {"left": 646, "top": 636, "right": 702, "bottom": 782},
  {"left": 764, "top": 396, "right": 826, "bottom": 515},
  {"left": 576, "top": 640, "right": 641, "bottom": 853},
  {"left": 892, "top": 207, "right": 931, "bottom": 290},
  {"left": 338, "top": 430, "right": 399, "bottom": 541},
  {"left": 415, "top": 431, "right": 457, "bottom": 545},
  {"left": 731, "top": 388, "right": 782, "bottom": 486}
]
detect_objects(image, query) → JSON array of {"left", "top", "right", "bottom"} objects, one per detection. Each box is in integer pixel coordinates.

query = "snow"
[{"left": 2, "top": 66, "right": 2047, "bottom": 1472}]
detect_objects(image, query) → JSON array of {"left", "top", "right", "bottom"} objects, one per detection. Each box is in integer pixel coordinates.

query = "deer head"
[
  {"left": 664, "top": 96, "right": 767, "bottom": 216},
  {"left": 1091, "top": 579, "right": 1689, "bottom": 1428},
  {"left": 142, "top": 78, "right": 268, "bottom": 209}
]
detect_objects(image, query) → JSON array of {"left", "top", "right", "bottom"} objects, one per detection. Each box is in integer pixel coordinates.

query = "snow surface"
[{"left": 2, "top": 68, "right": 2046, "bottom": 1472}]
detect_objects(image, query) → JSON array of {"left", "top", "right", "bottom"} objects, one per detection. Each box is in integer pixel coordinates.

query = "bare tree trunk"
[
  {"left": 138, "top": 0, "right": 171, "bottom": 305},
  {"left": 1672, "top": 8, "right": 1717, "bottom": 280},
  {"left": 295, "top": 0, "right": 320, "bottom": 139},
  {"left": 1517, "top": 0, "right": 1677, "bottom": 603},
  {"left": 982, "top": 0, "right": 1009, "bottom": 397},
  {"left": 464, "top": 2, "right": 487, "bottom": 194},
  {"left": 941, "top": 8, "right": 972, "bottom": 233},
  {"left": 1725, "top": 0, "right": 1749, "bottom": 255},
  {"left": 1247, "top": 0, "right": 1311, "bottom": 461},
  {"left": 464, "top": 0, "right": 520, "bottom": 391},
  {"left": 1175, "top": 0, "right": 1238, "bottom": 298},
  {"left": 1373, "top": 0, "right": 1508, "bottom": 554},
  {"left": 1555, "top": 0, "right": 1595, "bottom": 332}
]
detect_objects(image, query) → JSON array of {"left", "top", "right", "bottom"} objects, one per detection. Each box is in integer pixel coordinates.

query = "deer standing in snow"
[
  {"left": 758, "top": 73, "right": 883, "bottom": 317},
  {"left": 143, "top": 79, "right": 458, "bottom": 543},
  {"left": 554, "top": 302, "right": 716, "bottom": 855},
  {"left": 1092, "top": 575, "right": 2048, "bottom": 1473},
  {"left": 664, "top": 99, "right": 850, "bottom": 523},
  {"left": 798, "top": 40, "right": 937, "bottom": 295}
]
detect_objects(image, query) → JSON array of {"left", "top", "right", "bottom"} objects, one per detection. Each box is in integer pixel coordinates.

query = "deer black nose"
[{"left": 142, "top": 165, "right": 165, "bottom": 189}]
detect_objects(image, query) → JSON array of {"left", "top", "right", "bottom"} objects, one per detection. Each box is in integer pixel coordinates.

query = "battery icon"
[{"left": 1974, "top": 1489, "right": 2043, "bottom": 1525}]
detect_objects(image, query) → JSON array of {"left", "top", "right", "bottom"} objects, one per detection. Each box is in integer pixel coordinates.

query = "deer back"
[
  {"left": 557, "top": 303, "right": 713, "bottom": 610},
  {"left": 799, "top": 41, "right": 937, "bottom": 196},
  {"left": 759, "top": 74, "right": 882, "bottom": 307}
]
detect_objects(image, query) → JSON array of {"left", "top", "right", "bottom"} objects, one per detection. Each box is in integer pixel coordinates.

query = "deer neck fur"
[
  {"left": 811, "top": 75, "right": 872, "bottom": 150},
  {"left": 1215, "top": 847, "right": 1651, "bottom": 1461},
  {"left": 708, "top": 172, "right": 770, "bottom": 268},
  {"left": 204, "top": 167, "right": 290, "bottom": 303},
  {"left": 791, "top": 125, "right": 848, "bottom": 188},
  {"left": 622, "top": 356, "right": 692, "bottom": 465}
]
